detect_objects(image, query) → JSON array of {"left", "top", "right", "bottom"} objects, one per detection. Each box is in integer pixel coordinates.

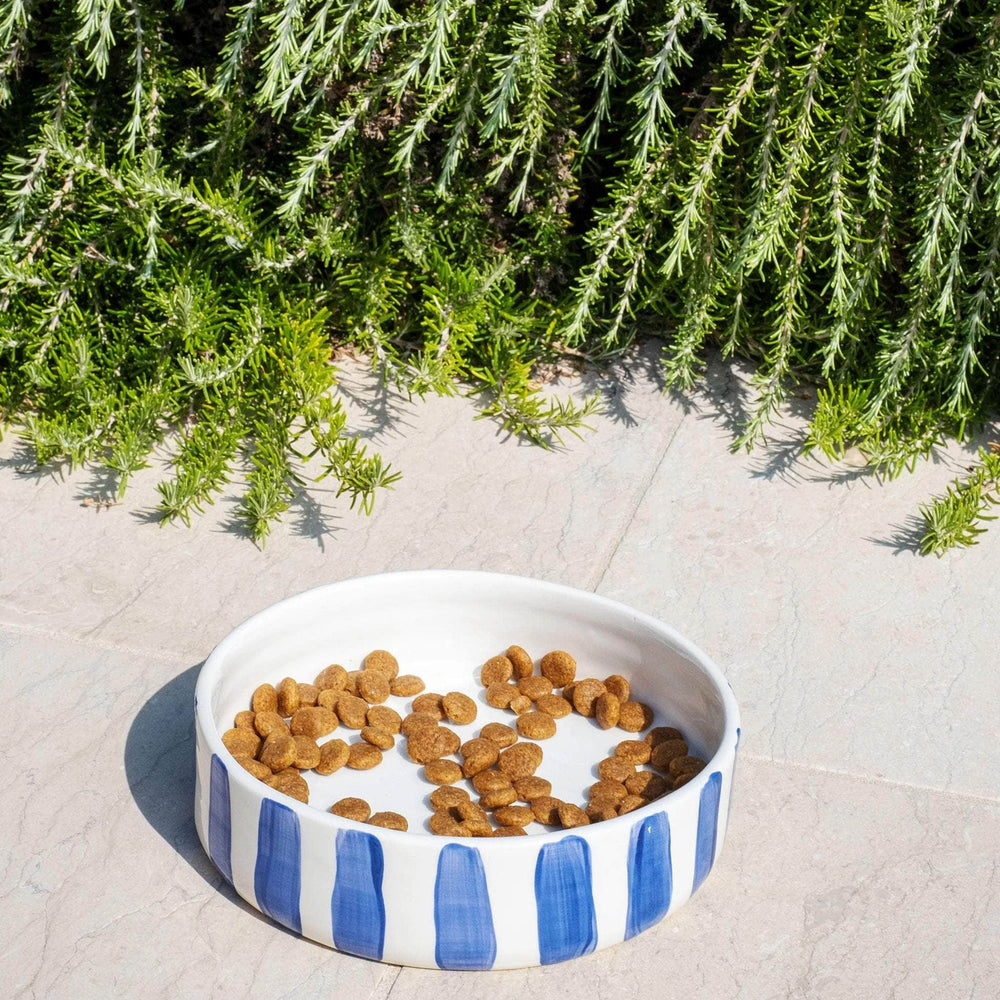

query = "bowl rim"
[{"left": 195, "top": 569, "right": 741, "bottom": 843}]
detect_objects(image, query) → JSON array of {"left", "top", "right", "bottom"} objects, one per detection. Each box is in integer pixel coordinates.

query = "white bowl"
[{"left": 194, "top": 571, "right": 740, "bottom": 969}]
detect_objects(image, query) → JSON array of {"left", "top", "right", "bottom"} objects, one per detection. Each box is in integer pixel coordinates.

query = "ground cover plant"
[{"left": 1, "top": 0, "right": 998, "bottom": 548}]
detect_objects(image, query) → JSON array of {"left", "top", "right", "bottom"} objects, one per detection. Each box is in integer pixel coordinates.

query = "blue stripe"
[
  {"left": 434, "top": 844, "right": 497, "bottom": 970},
  {"left": 208, "top": 754, "right": 233, "bottom": 885},
  {"left": 625, "top": 811, "right": 672, "bottom": 938},
  {"left": 254, "top": 799, "right": 302, "bottom": 933},
  {"left": 534, "top": 836, "right": 597, "bottom": 965},
  {"left": 331, "top": 829, "right": 385, "bottom": 960},
  {"left": 692, "top": 770, "right": 722, "bottom": 892}
]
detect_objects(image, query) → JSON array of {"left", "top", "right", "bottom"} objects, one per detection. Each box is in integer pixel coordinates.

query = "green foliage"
[
  {"left": 919, "top": 444, "right": 1000, "bottom": 556},
  {"left": 1, "top": 0, "right": 999, "bottom": 546}
]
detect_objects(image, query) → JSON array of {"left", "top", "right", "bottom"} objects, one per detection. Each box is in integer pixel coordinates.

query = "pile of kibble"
[{"left": 221, "top": 645, "right": 706, "bottom": 837}]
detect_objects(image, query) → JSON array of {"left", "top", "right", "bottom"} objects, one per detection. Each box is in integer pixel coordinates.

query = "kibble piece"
[
  {"left": 259, "top": 731, "right": 298, "bottom": 772},
  {"left": 617, "top": 794, "right": 646, "bottom": 816},
  {"left": 517, "top": 675, "right": 554, "bottom": 701},
  {"left": 277, "top": 677, "right": 301, "bottom": 717},
  {"left": 561, "top": 681, "right": 576, "bottom": 704},
  {"left": 672, "top": 770, "right": 699, "bottom": 790},
  {"left": 424, "top": 759, "right": 464, "bottom": 785},
  {"left": 366, "top": 705, "right": 402, "bottom": 734},
  {"left": 478, "top": 785, "right": 518, "bottom": 809},
  {"left": 361, "top": 725, "right": 394, "bottom": 750},
  {"left": 650, "top": 739, "right": 689, "bottom": 772},
  {"left": 598, "top": 756, "right": 635, "bottom": 784},
  {"left": 297, "top": 683, "right": 320, "bottom": 707},
  {"left": 368, "top": 811, "right": 408, "bottom": 831},
  {"left": 493, "top": 804, "right": 534, "bottom": 828},
  {"left": 292, "top": 734, "right": 322, "bottom": 770},
  {"left": 558, "top": 802, "right": 590, "bottom": 828},
  {"left": 401, "top": 711, "right": 441, "bottom": 737},
  {"left": 317, "top": 688, "right": 341, "bottom": 711},
  {"left": 493, "top": 826, "right": 527, "bottom": 837},
  {"left": 251, "top": 683, "right": 278, "bottom": 714},
  {"left": 505, "top": 645, "right": 534, "bottom": 679},
  {"left": 429, "top": 811, "right": 464, "bottom": 836},
  {"left": 617, "top": 700, "right": 654, "bottom": 733},
  {"left": 513, "top": 776, "right": 552, "bottom": 801},
  {"left": 253, "top": 710, "right": 289, "bottom": 738},
  {"left": 588, "top": 779, "right": 628, "bottom": 803},
  {"left": 646, "top": 726, "right": 684, "bottom": 747},
  {"left": 603, "top": 674, "right": 631, "bottom": 703},
  {"left": 357, "top": 670, "right": 391, "bottom": 705},
  {"left": 616, "top": 739, "right": 652, "bottom": 765},
  {"left": 460, "top": 738, "right": 499, "bottom": 776},
  {"left": 347, "top": 742, "right": 383, "bottom": 770},
  {"left": 344, "top": 669, "right": 363, "bottom": 695},
  {"left": 335, "top": 693, "right": 370, "bottom": 729},
  {"left": 530, "top": 795, "right": 564, "bottom": 825},
  {"left": 330, "top": 796, "right": 371, "bottom": 822},
  {"left": 585, "top": 801, "right": 618, "bottom": 822},
  {"left": 268, "top": 768, "right": 309, "bottom": 803},
  {"left": 479, "top": 722, "right": 518, "bottom": 748},
  {"left": 516, "top": 711, "right": 557, "bottom": 740},
  {"left": 290, "top": 706, "right": 338, "bottom": 739},
  {"left": 235, "top": 755, "right": 272, "bottom": 781},
  {"left": 429, "top": 785, "right": 470, "bottom": 810},
  {"left": 442, "top": 691, "right": 477, "bottom": 725},
  {"left": 222, "top": 727, "right": 261, "bottom": 759},
  {"left": 668, "top": 755, "right": 705, "bottom": 778},
  {"left": 497, "top": 742, "right": 543, "bottom": 779},
  {"left": 234, "top": 710, "right": 256, "bottom": 730},
  {"left": 535, "top": 693, "right": 572, "bottom": 719},
  {"left": 406, "top": 726, "right": 459, "bottom": 764},
  {"left": 594, "top": 691, "right": 621, "bottom": 730},
  {"left": 571, "top": 678, "right": 606, "bottom": 717},
  {"left": 412, "top": 692, "right": 445, "bottom": 719},
  {"left": 315, "top": 738, "right": 350, "bottom": 775},
  {"left": 315, "top": 663, "right": 348, "bottom": 691},
  {"left": 626, "top": 771, "right": 669, "bottom": 800},
  {"left": 485, "top": 682, "right": 517, "bottom": 709},
  {"left": 390, "top": 674, "right": 425, "bottom": 697},
  {"left": 456, "top": 800, "right": 491, "bottom": 827},
  {"left": 508, "top": 694, "right": 533, "bottom": 715},
  {"left": 471, "top": 769, "right": 512, "bottom": 794},
  {"left": 539, "top": 650, "right": 577, "bottom": 688},
  {"left": 481, "top": 655, "right": 514, "bottom": 686},
  {"left": 363, "top": 649, "right": 400, "bottom": 680}
]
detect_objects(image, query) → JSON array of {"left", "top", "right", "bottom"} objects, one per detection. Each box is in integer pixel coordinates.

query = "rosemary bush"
[{"left": 1, "top": 1, "right": 998, "bottom": 547}]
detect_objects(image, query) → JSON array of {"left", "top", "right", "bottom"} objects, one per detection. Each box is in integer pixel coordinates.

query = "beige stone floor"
[{"left": 2, "top": 346, "right": 998, "bottom": 999}]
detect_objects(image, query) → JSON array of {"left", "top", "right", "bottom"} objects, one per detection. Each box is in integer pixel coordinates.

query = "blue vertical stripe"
[
  {"left": 254, "top": 799, "right": 302, "bottom": 933},
  {"left": 434, "top": 844, "right": 497, "bottom": 970},
  {"left": 208, "top": 754, "right": 233, "bottom": 885},
  {"left": 331, "top": 829, "right": 386, "bottom": 960},
  {"left": 692, "top": 770, "right": 722, "bottom": 893},
  {"left": 534, "top": 836, "right": 598, "bottom": 965},
  {"left": 625, "top": 811, "right": 672, "bottom": 939}
]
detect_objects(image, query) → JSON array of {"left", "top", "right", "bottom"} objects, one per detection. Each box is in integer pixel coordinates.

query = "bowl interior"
[{"left": 201, "top": 572, "right": 733, "bottom": 834}]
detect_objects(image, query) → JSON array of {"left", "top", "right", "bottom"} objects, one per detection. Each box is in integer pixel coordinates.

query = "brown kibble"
[
  {"left": 277, "top": 677, "right": 300, "bottom": 717},
  {"left": 646, "top": 726, "right": 684, "bottom": 747},
  {"left": 561, "top": 681, "right": 576, "bottom": 704},
  {"left": 585, "top": 802, "right": 618, "bottom": 822},
  {"left": 508, "top": 694, "right": 533, "bottom": 715},
  {"left": 251, "top": 683, "right": 278, "bottom": 714},
  {"left": 672, "top": 770, "right": 699, "bottom": 790},
  {"left": 344, "top": 669, "right": 363, "bottom": 695},
  {"left": 479, "top": 722, "right": 518, "bottom": 748},
  {"left": 234, "top": 710, "right": 256, "bottom": 730},
  {"left": 429, "top": 786, "right": 470, "bottom": 810},
  {"left": 478, "top": 785, "right": 518, "bottom": 809},
  {"left": 429, "top": 811, "right": 464, "bottom": 836},
  {"left": 516, "top": 711, "right": 557, "bottom": 740},
  {"left": 335, "top": 693, "right": 370, "bottom": 729},
  {"left": 618, "top": 794, "right": 647, "bottom": 815},
  {"left": 315, "top": 738, "right": 350, "bottom": 775},
  {"left": 442, "top": 691, "right": 477, "bottom": 725},
  {"left": 268, "top": 768, "right": 309, "bottom": 803},
  {"left": 292, "top": 734, "right": 321, "bottom": 769},
  {"left": 595, "top": 692, "right": 621, "bottom": 730},
  {"left": 604, "top": 674, "right": 631, "bottom": 703},
  {"left": 493, "top": 826, "right": 527, "bottom": 837},
  {"left": 539, "top": 650, "right": 577, "bottom": 688},
  {"left": 598, "top": 756, "right": 635, "bottom": 783},
  {"left": 366, "top": 705, "right": 402, "bottom": 734},
  {"left": 411, "top": 692, "right": 445, "bottom": 719},
  {"left": 497, "top": 742, "right": 543, "bottom": 778},
  {"left": 530, "top": 795, "right": 564, "bottom": 825},
  {"left": 290, "top": 706, "right": 338, "bottom": 739},
  {"left": 617, "top": 700, "right": 654, "bottom": 732},
  {"left": 363, "top": 649, "right": 400, "bottom": 679},
  {"left": 401, "top": 711, "right": 441, "bottom": 737},
  {"left": 456, "top": 799, "right": 492, "bottom": 828},
  {"left": 406, "top": 726, "right": 459, "bottom": 764},
  {"left": 390, "top": 674, "right": 426, "bottom": 697},
  {"left": 493, "top": 804, "right": 533, "bottom": 827},
  {"left": 625, "top": 770, "right": 669, "bottom": 800},
  {"left": 485, "top": 682, "right": 517, "bottom": 709},
  {"left": 259, "top": 731, "right": 298, "bottom": 772},
  {"left": 357, "top": 670, "right": 391, "bottom": 705},
  {"left": 460, "top": 738, "right": 499, "bottom": 776},
  {"left": 368, "top": 811, "right": 408, "bottom": 831},
  {"left": 317, "top": 688, "right": 341, "bottom": 711},
  {"left": 517, "top": 675, "right": 554, "bottom": 700},
  {"left": 535, "top": 693, "right": 572, "bottom": 719},
  {"left": 616, "top": 739, "right": 652, "bottom": 765},
  {"left": 471, "top": 769, "right": 512, "bottom": 794},
  {"left": 330, "top": 796, "right": 371, "bottom": 822},
  {"left": 347, "top": 742, "right": 383, "bottom": 769},
  {"left": 558, "top": 802, "right": 590, "bottom": 828},
  {"left": 571, "top": 678, "right": 606, "bottom": 717},
  {"left": 315, "top": 663, "right": 348, "bottom": 691},
  {"left": 588, "top": 779, "right": 627, "bottom": 803},
  {"left": 505, "top": 645, "right": 534, "bottom": 679},
  {"left": 222, "top": 727, "right": 261, "bottom": 759},
  {"left": 297, "top": 683, "right": 320, "bottom": 707},
  {"left": 513, "top": 776, "right": 552, "bottom": 801},
  {"left": 668, "top": 755, "right": 705, "bottom": 778},
  {"left": 481, "top": 655, "right": 514, "bottom": 686},
  {"left": 424, "top": 758, "right": 464, "bottom": 785},
  {"left": 361, "top": 725, "right": 394, "bottom": 750},
  {"left": 253, "top": 710, "right": 289, "bottom": 738},
  {"left": 235, "top": 755, "right": 272, "bottom": 781},
  {"left": 650, "top": 739, "right": 689, "bottom": 772}
]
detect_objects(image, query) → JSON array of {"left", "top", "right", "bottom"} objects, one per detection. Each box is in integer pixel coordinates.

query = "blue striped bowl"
[{"left": 194, "top": 571, "right": 740, "bottom": 969}]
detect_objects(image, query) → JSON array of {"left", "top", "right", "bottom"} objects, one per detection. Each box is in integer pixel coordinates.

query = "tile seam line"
[
  {"left": 740, "top": 750, "right": 1000, "bottom": 807},
  {"left": 0, "top": 618, "right": 195, "bottom": 664}
]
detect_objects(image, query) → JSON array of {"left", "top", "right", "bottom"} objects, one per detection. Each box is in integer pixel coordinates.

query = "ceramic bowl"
[{"left": 194, "top": 571, "right": 740, "bottom": 969}]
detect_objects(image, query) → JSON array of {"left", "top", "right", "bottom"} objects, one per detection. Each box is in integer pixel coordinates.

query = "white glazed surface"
[{"left": 194, "top": 570, "right": 740, "bottom": 969}]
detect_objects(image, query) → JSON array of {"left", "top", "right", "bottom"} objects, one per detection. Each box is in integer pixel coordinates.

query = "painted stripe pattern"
[
  {"left": 692, "top": 770, "right": 723, "bottom": 893},
  {"left": 331, "top": 829, "right": 386, "bottom": 961},
  {"left": 254, "top": 799, "right": 302, "bottom": 933},
  {"left": 433, "top": 844, "right": 497, "bottom": 970},
  {"left": 534, "top": 835, "right": 598, "bottom": 965},
  {"left": 208, "top": 754, "right": 233, "bottom": 885},
  {"left": 625, "top": 811, "right": 672, "bottom": 939}
]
